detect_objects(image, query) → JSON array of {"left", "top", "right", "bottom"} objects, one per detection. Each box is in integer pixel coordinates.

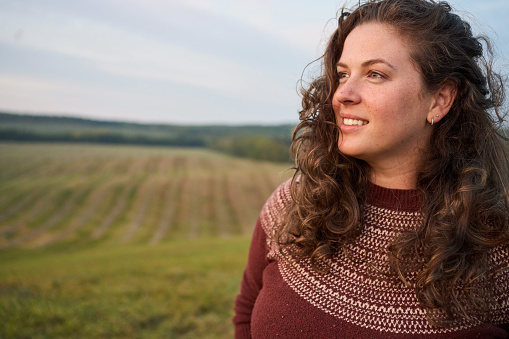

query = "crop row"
[{"left": 0, "top": 143, "right": 292, "bottom": 249}]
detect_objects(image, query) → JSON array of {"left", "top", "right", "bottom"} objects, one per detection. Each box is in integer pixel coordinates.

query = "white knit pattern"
[{"left": 259, "top": 180, "right": 509, "bottom": 334}]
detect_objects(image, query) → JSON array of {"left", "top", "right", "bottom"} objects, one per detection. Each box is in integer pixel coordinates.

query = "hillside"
[
  {"left": 0, "top": 142, "right": 294, "bottom": 338},
  {"left": 0, "top": 142, "right": 293, "bottom": 249}
]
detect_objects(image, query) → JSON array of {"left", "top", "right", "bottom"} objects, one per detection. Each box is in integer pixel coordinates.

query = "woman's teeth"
[{"left": 343, "top": 118, "right": 368, "bottom": 126}]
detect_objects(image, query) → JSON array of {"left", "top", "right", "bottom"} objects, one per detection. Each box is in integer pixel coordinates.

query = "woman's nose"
[{"left": 333, "top": 78, "right": 361, "bottom": 106}]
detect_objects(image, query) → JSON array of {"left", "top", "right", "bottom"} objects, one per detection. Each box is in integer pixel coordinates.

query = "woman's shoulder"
[
  {"left": 258, "top": 178, "right": 294, "bottom": 258},
  {"left": 262, "top": 177, "right": 293, "bottom": 212},
  {"left": 258, "top": 178, "right": 293, "bottom": 234}
]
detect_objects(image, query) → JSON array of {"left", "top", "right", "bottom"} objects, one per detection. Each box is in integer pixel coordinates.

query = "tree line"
[{"left": 0, "top": 112, "right": 294, "bottom": 162}]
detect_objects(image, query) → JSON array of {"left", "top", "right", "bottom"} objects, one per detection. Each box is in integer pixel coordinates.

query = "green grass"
[
  {"left": 0, "top": 142, "right": 294, "bottom": 338},
  {"left": 0, "top": 236, "right": 250, "bottom": 338}
]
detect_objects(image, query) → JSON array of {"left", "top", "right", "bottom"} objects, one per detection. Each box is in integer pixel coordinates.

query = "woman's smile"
[{"left": 342, "top": 118, "right": 368, "bottom": 126}]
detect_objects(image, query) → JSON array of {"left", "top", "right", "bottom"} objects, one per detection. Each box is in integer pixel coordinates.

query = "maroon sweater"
[{"left": 233, "top": 179, "right": 509, "bottom": 338}]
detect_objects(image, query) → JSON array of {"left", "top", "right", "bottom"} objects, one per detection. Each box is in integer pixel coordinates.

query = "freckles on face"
[{"left": 333, "top": 23, "right": 433, "bottom": 165}]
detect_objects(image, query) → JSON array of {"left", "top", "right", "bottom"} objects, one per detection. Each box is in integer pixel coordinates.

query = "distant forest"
[{"left": 0, "top": 112, "right": 296, "bottom": 162}]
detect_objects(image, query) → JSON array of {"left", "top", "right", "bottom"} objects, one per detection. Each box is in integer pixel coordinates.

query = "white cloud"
[
  {"left": 0, "top": 74, "right": 59, "bottom": 93},
  {"left": 0, "top": 4, "right": 293, "bottom": 106},
  {"left": 167, "top": 0, "right": 339, "bottom": 54}
]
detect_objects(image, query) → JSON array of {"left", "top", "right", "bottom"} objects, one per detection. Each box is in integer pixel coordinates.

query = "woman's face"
[{"left": 333, "top": 23, "right": 435, "bottom": 170}]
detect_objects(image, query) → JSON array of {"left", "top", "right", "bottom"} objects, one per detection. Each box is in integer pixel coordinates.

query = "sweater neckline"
[{"left": 365, "top": 182, "right": 421, "bottom": 212}]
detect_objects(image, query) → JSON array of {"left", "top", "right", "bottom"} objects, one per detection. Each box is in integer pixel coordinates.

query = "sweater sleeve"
[
  {"left": 232, "top": 216, "right": 269, "bottom": 338},
  {"left": 232, "top": 179, "right": 293, "bottom": 338}
]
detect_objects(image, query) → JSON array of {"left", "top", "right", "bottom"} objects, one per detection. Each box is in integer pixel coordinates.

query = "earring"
[{"left": 430, "top": 114, "right": 439, "bottom": 126}]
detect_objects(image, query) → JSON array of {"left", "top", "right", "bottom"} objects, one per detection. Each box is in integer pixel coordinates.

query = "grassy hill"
[
  {"left": 0, "top": 142, "right": 294, "bottom": 338},
  {"left": 0, "top": 142, "right": 292, "bottom": 249}
]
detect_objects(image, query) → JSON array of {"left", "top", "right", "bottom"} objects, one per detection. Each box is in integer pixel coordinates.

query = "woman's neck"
[{"left": 368, "top": 160, "right": 419, "bottom": 189}]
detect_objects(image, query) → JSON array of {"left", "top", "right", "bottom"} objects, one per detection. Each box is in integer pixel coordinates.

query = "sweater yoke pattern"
[{"left": 258, "top": 179, "right": 509, "bottom": 335}]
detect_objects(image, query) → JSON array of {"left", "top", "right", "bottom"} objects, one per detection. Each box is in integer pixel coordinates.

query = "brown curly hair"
[{"left": 279, "top": 0, "right": 509, "bottom": 326}]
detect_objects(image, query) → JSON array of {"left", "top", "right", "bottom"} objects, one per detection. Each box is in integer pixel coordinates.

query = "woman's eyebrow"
[{"left": 336, "top": 58, "right": 397, "bottom": 70}]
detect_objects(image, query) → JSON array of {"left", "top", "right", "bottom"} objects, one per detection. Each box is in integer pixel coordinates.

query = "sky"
[{"left": 0, "top": 0, "right": 508, "bottom": 125}]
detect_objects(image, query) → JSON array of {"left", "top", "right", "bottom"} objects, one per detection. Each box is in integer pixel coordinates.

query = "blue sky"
[{"left": 0, "top": 0, "right": 507, "bottom": 125}]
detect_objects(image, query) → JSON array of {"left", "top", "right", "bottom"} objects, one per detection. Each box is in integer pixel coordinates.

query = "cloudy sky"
[{"left": 0, "top": 0, "right": 507, "bottom": 125}]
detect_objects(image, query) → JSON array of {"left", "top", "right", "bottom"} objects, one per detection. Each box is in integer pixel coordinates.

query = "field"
[{"left": 0, "top": 142, "right": 293, "bottom": 338}]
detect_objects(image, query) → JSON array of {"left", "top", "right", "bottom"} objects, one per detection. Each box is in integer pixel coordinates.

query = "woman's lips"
[{"left": 340, "top": 117, "right": 369, "bottom": 132}]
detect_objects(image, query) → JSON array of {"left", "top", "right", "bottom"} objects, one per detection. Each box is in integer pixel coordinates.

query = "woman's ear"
[{"left": 427, "top": 83, "right": 457, "bottom": 124}]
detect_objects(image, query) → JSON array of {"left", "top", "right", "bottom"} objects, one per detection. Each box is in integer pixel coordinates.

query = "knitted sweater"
[{"left": 233, "top": 179, "right": 509, "bottom": 338}]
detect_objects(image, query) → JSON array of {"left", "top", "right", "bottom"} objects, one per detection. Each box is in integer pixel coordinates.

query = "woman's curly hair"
[{"left": 279, "top": 0, "right": 509, "bottom": 326}]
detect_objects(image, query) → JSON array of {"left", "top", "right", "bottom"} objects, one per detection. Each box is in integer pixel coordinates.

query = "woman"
[{"left": 233, "top": 0, "right": 509, "bottom": 337}]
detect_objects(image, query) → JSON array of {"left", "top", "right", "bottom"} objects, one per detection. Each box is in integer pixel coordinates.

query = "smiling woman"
[
  {"left": 233, "top": 0, "right": 509, "bottom": 338},
  {"left": 333, "top": 23, "right": 449, "bottom": 188}
]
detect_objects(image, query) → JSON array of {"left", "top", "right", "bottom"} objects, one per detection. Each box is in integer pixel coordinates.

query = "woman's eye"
[
  {"left": 338, "top": 72, "right": 349, "bottom": 83},
  {"left": 369, "top": 71, "right": 384, "bottom": 79}
]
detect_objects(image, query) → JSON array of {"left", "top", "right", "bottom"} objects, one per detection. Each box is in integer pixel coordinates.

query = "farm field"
[
  {"left": 0, "top": 142, "right": 293, "bottom": 248},
  {"left": 0, "top": 142, "right": 293, "bottom": 338}
]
